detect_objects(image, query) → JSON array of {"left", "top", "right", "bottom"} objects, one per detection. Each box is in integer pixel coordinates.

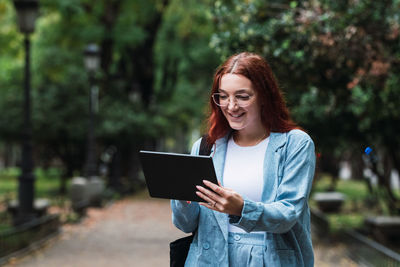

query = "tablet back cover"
[{"left": 139, "top": 151, "right": 218, "bottom": 202}]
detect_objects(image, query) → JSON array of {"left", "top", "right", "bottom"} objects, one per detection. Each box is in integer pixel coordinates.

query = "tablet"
[{"left": 139, "top": 150, "right": 218, "bottom": 202}]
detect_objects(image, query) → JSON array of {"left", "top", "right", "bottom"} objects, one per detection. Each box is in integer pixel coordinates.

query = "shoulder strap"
[
  {"left": 189, "top": 135, "right": 212, "bottom": 236},
  {"left": 199, "top": 134, "right": 212, "bottom": 156}
]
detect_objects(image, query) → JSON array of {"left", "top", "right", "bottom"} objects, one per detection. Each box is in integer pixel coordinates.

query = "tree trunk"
[
  {"left": 350, "top": 150, "right": 364, "bottom": 180},
  {"left": 108, "top": 145, "right": 122, "bottom": 192},
  {"left": 320, "top": 152, "right": 340, "bottom": 191}
]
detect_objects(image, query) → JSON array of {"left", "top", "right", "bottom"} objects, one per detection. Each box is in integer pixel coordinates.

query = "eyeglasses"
[{"left": 212, "top": 93, "right": 254, "bottom": 107}]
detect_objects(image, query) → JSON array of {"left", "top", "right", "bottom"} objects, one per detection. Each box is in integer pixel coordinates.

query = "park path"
[{"left": 4, "top": 192, "right": 358, "bottom": 267}]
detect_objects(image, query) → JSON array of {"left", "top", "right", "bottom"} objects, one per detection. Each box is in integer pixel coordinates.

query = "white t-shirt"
[{"left": 223, "top": 135, "right": 269, "bottom": 233}]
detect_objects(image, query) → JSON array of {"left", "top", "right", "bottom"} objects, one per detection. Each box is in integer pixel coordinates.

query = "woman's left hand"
[{"left": 196, "top": 180, "right": 244, "bottom": 216}]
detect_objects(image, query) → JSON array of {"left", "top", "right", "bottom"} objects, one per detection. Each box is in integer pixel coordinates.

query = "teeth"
[{"left": 231, "top": 114, "right": 242, "bottom": 118}]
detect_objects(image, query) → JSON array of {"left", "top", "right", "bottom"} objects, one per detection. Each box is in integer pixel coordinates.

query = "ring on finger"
[{"left": 213, "top": 202, "right": 217, "bottom": 207}]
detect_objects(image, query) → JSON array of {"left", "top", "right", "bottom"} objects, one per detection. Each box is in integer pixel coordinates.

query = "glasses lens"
[
  {"left": 212, "top": 93, "right": 253, "bottom": 107},
  {"left": 212, "top": 94, "right": 222, "bottom": 106},
  {"left": 235, "top": 94, "right": 251, "bottom": 107}
]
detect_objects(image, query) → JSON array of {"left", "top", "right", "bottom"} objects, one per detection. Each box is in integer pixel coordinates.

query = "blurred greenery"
[
  {"left": 211, "top": 0, "right": 400, "bottom": 214},
  {"left": 0, "top": 0, "right": 219, "bottom": 193},
  {"left": 312, "top": 174, "right": 400, "bottom": 232},
  {"left": 0, "top": 167, "right": 64, "bottom": 199},
  {"left": 0, "top": 0, "right": 399, "bottom": 235},
  {"left": 0, "top": 167, "right": 75, "bottom": 229},
  {"left": 328, "top": 214, "right": 364, "bottom": 233},
  {"left": 312, "top": 175, "right": 367, "bottom": 232},
  {"left": 313, "top": 175, "right": 370, "bottom": 201}
]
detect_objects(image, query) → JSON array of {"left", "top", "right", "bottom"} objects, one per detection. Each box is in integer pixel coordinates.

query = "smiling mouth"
[{"left": 229, "top": 112, "right": 245, "bottom": 118}]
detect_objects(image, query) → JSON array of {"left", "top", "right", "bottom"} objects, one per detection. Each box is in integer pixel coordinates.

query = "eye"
[
  {"left": 219, "top": 94, "right": 229, "bottom": 100},
  {"left": 236, "top": 94, "right": 251, "bottom": 100}
]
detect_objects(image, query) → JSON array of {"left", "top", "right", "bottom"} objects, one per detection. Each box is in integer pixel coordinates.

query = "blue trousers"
[{"left": 228, "top": 232, "right": 266, "bottom": 267}]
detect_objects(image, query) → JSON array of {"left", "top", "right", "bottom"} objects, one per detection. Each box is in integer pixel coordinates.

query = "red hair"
[{"left": 206, "top": 52, "right": 298, "bottom": 144}]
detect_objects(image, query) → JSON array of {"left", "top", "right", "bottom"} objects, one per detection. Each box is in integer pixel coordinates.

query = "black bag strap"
[
  {"left": 199, "top": 134, "right": 212, "bottom": 156},
  {"left": 186, "top": 135, "right": 212, "bottom": 238}
]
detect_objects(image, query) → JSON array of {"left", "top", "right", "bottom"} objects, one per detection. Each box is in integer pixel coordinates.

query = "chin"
[{"left": 228, "top": 122, "right": 246, "bottom": 131}]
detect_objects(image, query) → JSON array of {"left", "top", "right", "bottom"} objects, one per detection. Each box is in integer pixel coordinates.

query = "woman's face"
[{"left": 218, "top": 73, "right": 263, "bottom": 134}]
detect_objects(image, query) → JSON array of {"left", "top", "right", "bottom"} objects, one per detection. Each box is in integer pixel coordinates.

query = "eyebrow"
[{"left": 218, "top": 89, "right": 251, "bottom": 94}]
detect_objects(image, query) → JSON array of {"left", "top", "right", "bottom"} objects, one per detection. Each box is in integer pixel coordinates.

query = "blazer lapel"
[
  {"left": 268, "top": 132, "right": 287, "bottom": 152},
  {"left": 262, "top": 132, "right": 287, "bottom": 202}
]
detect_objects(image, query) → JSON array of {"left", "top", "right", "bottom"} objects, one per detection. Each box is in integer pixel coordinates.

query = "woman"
[{"left": 171, "top": 52, "right": 316, "bottom": 266}]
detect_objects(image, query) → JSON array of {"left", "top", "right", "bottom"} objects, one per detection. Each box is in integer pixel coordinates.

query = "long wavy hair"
[{"left": 206, "top": 52, "right": 298, "bottom": 144}]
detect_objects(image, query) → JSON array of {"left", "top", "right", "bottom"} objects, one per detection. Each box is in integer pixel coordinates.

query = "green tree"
[
  {"left": 0, "top": 0, "right": 218, "bottom": 193},
  {"left": 210, "top": 0, "right": 400, "bottom": 213}
]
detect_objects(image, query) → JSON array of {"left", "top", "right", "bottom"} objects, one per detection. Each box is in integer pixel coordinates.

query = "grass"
[
  {"left": 0, "top": 168, "right": 19, "bottom": 201},
  {"left": 312, "top": 174, "right": 400, "bottom": 234},
  {"left": 0, "top": 224, "right": 10, "bottom": 231},
  {"left": 0, "top": 212, "right": 12, "bottom": 232},
  {"left": 311, "top": 174, "right": 372, "bottom": 233},
  {"left": 0, "top": 167, "right": 71, "bottom": 231},
  {"left": 327, "top": 214, "right": 365, "bottom": 232},
  {"left": 0, "top": 167, "right": 65, "bottom": 201},
  {"left": 311, "top": 175, "right": 400, "bottom": 256},
  {"left": 312, "top": 175, "right": 369, "bottom": 200},
  {"left": 0, "top": 167, "right": 120, "bottom": 227}
]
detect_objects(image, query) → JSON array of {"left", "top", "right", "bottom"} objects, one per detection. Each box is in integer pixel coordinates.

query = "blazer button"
[{"left": 203, "top": 242, "right": 210, "bottom": 250}]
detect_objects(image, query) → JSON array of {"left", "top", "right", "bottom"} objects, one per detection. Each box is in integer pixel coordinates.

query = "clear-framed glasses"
[{"left": 212, "top": 92, "right": 254, "bottom": 107}]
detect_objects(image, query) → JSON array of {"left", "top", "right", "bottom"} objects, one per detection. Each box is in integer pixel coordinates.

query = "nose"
[{"left": 227, "top": 98, "right": 238, "bottom": 110}]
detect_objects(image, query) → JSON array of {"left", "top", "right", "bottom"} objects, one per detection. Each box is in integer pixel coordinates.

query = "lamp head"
[
  {"left": 13, "top": 0, "right": 39, "bottom": 34},
  {"left": 84, "top": 44, "right": 101, "bottom": 73}
]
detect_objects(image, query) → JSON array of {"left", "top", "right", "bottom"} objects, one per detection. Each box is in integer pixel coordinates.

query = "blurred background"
[{"left": 0, "top": 0, "right": 399, "bottom": 266}]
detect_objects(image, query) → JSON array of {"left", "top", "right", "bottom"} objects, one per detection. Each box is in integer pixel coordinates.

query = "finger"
[
  {"left": 196, "top": 190, "right": 216, "bottom": 205},
  {"left": 216, "top": 180, "right": 233, "bottom": 191},
  {"left": 203, "top": 180, "right": 227, "bottom": 197},
  {"left": 216, "top": 181, "right": 233, "bottom": 192},
  {"left": 196, "top": 185, "right": 222, "bottom": 202},
  {"left": 199, "top": 202, "right": 218, "bottom": 211}
]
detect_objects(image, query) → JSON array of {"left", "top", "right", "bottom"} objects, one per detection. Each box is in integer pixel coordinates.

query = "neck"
[{"left": 233, "top": 128, "right": 269, "bottom": 147}]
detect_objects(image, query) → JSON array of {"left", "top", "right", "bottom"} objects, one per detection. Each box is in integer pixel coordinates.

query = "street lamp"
[
  {"left": 12, "top": 0, "right": 39, "bottom": 225},
  {"left": 83, "top": 44, "right": 100, "bottom": 179}
]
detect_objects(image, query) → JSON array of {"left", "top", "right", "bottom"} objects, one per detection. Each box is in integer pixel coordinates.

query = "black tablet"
[{"left": 139, "top": 150, "right": 218, "bottom": 202}]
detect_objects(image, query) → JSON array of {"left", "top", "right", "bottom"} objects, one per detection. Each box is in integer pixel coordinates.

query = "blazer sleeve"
[
  {"left": 170, "top": 138, "right": 202, "bottom": 233},
  {"left": 230, "top": 135, "right": 316, "bottom": 234}
]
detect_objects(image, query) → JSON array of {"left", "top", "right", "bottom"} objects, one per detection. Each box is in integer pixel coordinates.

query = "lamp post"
[
  {"left": 12, "top": 0, "right": 39, "bottom": 225},
  {"left": 83, "top": 44, "right": 100, "bottom": 179}
]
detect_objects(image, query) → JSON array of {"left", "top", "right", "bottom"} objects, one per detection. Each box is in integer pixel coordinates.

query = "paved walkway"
[{"left": 4, "top": 192, "right": 358, "bottom": 267}]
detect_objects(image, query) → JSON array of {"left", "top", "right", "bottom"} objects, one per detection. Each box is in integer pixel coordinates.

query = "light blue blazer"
[{"left": 171, "top": 129, "right": 316, "bottom": 266}]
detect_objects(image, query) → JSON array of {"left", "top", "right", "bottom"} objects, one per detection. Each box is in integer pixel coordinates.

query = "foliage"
[
  {"left": 210, "top": 0, "right": 400, "bottom": 214},
  {"left": 0, "top": 0, "right": 218, "bottom": 190},
  {"left": 2, "top": 0, "right": 399, "bottom": 214},
  {"left": 0, "top": 1, "right": 24, "bottom": 142}
]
